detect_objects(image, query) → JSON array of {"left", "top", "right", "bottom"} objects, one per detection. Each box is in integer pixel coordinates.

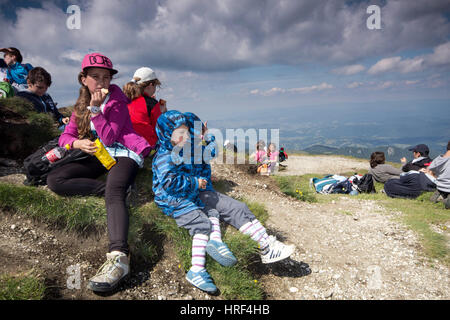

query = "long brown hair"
[
  {"left": 122, "top": 77, "right": 161, "bottom": 101},
  {"left": 74, "top": 69, "right": 112, "bottom": 140}
]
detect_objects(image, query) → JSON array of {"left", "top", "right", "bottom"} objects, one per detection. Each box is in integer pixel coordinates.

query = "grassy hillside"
[{"left": 0, "top": 159, "right": 267, "bottom": 300}]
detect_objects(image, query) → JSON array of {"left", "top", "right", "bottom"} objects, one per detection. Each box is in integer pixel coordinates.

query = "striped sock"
[
  {"left": 191, "top": 233, "right": 208, "bottom": 272},
  {"left": 239, "top": 219, "right": 270, "bottom": 253},
  {"left": 209, "top": 217, "right": 222, "bottom": 242}
]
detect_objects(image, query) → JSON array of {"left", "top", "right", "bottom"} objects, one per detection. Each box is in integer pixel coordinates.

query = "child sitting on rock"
[{"left": 152, "top": 111, "right": 295, "bottom": 294}]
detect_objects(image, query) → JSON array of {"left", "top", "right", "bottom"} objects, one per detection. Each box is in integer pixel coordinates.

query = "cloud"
[
  {"left": 250, "top": 82, "right": 333, "bottom": 96},
  {"left": 332, "top": 64, "right": 366, "bottom": 75},
  {"left": 367, "top": 41, "right": 450, "bottom": 75},
  {"left": 347, "top": 81, "right": 364, "bottom": 89},
  {"left": 3, "top": 0, "right": 450, "bottom": 73}
]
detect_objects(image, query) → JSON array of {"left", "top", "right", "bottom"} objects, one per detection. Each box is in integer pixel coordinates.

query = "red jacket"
[{"left": 127, "top": 93, "right": 162, "bottom": 147}]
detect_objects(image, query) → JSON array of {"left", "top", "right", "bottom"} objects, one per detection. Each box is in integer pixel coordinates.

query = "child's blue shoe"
[
  {"left": 186, "top": 269, "right": 218, "bottom": 294},
  {"left": 206, "top": 240, "right": 237, "bottom": 267}
]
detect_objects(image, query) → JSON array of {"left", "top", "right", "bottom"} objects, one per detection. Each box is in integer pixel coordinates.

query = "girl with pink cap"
[{"left": 46, "top": 52, "right": 152, "bottom": 293}]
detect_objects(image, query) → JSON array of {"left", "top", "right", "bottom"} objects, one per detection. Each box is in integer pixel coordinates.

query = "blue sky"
[{"left": 1, "top": 0, "right": 450, "bottom": 131}]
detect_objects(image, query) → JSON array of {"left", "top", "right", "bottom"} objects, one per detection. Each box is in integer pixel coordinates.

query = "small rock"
[
  {"left": 289, "top": 287, "right": 299, "bottom": 293},
  {"left": 324, "top": 289, "right": 334, "bottom": 298}
]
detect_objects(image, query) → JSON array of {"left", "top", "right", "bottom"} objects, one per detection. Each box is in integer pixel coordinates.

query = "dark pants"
[
  {"left": 384, "top": 172, "right": 435, "bottom": 199},
  {"left": 47, "top": 156, "right": 139, "bottom": 255}
]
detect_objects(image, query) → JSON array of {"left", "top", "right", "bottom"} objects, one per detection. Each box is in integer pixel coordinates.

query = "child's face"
[
  {"left": 81, "top": 68, "right": 112, "bottom": 95},
  {"left": 4, "top": 53, "right": 16, "bottom": 65},
  {"left": 269, "top": 144, "right": 275, "bottom": 152},
  {"left": 171, "top": 124, "right": 190, "bottom": 147},
  {"left": 27, "top": 80, "right": 48, "bottom": 97}
]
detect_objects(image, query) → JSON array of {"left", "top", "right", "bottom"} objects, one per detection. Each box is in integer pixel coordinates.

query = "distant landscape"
[{"left": 209, "top": 100, "right": 449, "bottom": 163}]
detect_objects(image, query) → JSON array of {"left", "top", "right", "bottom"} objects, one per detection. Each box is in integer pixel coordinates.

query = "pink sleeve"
[
  {"left": 90, "top": 100, "right": 127, "bottom": 146},
  {"left": 58, "top": 113, "right": 79, "bottom": 148}
]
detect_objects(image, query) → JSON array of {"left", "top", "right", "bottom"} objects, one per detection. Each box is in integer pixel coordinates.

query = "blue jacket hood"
[{"left": 155, "top": 110, "right": 188, "bottom": 152}]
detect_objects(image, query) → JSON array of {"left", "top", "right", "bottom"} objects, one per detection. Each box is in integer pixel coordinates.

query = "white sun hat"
[{"left": 132, "top": 67, "right": 157, "bottom": 84}]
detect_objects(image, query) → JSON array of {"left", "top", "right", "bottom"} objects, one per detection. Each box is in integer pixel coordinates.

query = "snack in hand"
[
  {"left": 159, "top": 99, "right": 166, "bottom": 105},
  {"left": 101, "top": 88, "right": 109, "bottom": 95}
]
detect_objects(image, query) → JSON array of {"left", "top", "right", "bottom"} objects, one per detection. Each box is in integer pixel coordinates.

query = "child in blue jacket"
[
  {"left": 152, "top": 111, "right": 295, "bottom": 294},
  {"left": 0, "top": 47, "right": 32, "bottom": 92}
]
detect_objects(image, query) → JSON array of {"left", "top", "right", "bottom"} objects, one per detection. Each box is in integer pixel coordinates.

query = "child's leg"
[
  {"left": 200, "top": 191, "right": 294, "bottom": 263},
  {"left": 174, "top": 210, "right": 211, "bottom": 272},
  {"left": 199, "top": 191, "right": 270, "bottom": 250},
  {"left": 174, "top": 209, "right": 218, "bottom": 293}
]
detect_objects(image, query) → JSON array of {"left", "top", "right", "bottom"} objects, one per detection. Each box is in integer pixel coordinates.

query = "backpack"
[
  {"left": 23, "top": 138, "right": 90, "bottom": 186},
  {"left": 355, "top": 173, "right": 376, "bottom": 193},
  {"left": 310, "top": 174, "right": 347, "bottom": 194},
  {"left": 329, "top": 179, "right": 354, "bottom": 194}
]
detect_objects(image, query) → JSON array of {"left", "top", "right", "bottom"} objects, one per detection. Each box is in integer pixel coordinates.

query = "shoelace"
[{"left": 95, "top": 257, "right": 117, "bottom": 277}]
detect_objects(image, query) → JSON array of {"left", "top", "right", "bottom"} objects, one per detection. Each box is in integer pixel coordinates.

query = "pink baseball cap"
[{"left": 81, "top": 52, "right": 118, "bottom": 75}]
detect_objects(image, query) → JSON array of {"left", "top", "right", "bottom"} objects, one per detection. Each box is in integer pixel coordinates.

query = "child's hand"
[
  {"left": 90, "top": 89, "right": 108, "bottom": 107},
  {"left": 73, "top": 139, "right": 97, "bottom": 155},
  {"left": 198, "top": 178, "right": 207, "bottom": 189}
]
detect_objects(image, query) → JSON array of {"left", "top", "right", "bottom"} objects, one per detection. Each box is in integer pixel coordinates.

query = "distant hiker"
[
  {"left": 16, "top": 67, "right": 69, "bottom": 130},
  {"left": 267, "top": 142, "right": 279, "bottom": 175},
  {"left": 427, "top": 141, "right": 450, "bottom": 209},
  {"left": 0, "top": 47, "right": 33, "bottom": 92},
  {"left": 151, "top": 111, "right": 295, "bottom": 294},
  {"left": 400, "top": 144, "right": 433, "bottom": 172},
  {"left": 46, "top": 53, "right": 153, "bottom": 293},
  {"left": 254, "top": 140, "right": 268, "bottom": 175},
  {"left": 368, "top": 151, "right": 402, "bottom": 183},
  {"left": 123, "top": 67, "right": 166, "bottom": 149},
  {"left": 279, "top": 147, "right": 288, "bottom": 163}
]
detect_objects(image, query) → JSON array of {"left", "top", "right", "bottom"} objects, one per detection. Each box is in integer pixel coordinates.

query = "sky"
[{"left": 1, "top": 0, "right": 450, "bottom": 141}]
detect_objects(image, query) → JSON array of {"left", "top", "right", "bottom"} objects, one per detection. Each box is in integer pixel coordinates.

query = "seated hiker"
[
  {"left": 383, "top": 169, "right": 436, "bottom": 199},
  {"left": 400, "top": 144, "right": 432, "bottom": 172},
  {"left": 427, "top": 141, "right": 450, "bottom": 209},
  {"left": 123, "top": 67, "right": 166, "bottom": 149},
  {"left": 151, "top": 110, "right": 295, "bottom": 294},
  {"left": 253, "top": 140, "right": 269, "bottom": 175},
  {"left": 0, "top": 47, "right": 33, "bottom": 92},
  {"left": 368, "top": 151, "right": 402, "bottom": 183},
  {"left": 16, "top": 67, "right": 69, "bottom": 129},
  {"left": 279, "top": 147, "right": 288, "bottom": 163},
  {"left": 266, "top": 142, "right": 279, "bottom": 175},
  {"left": 46, "top": 52, "right": 152, "bottom": 293}
]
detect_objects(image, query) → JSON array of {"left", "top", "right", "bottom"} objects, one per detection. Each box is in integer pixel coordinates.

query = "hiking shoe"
[
  {"left": 185, "top": 269, "right": 218, "bottom": 294},
  {"left": 260, "top": 236, "right": 295, "bottom": 264},
  {"left": 206, "top": 240, "right": 237, "bottom": 267},
  {"left": 87, "top": 251, "right": 130, "bottom": 292},
  {"left": 445, "top": 197, "right": 450, "bottom": 210},
  {"left": 430, "top": 190, "right": 444, "bottom": 203}
]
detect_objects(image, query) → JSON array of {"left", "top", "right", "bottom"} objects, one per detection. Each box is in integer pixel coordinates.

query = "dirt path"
[{"left": 212, "top": 159, "right": 450, "bottom": 300}]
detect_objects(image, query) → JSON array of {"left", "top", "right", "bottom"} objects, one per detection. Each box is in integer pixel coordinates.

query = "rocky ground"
[{"left": 0, "top": 155, "right": 449, "bottom": 300}]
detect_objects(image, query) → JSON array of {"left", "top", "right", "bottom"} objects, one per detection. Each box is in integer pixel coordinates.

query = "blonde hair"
[
  {"left": 122, "top": 77, "right": 161, "bottom": 101},
  {"left": 74, "top": 69, "right": 113, "bottom": 140}
]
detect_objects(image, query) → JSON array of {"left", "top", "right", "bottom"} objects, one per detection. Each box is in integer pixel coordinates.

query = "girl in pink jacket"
[{"left": 47, "top": 53, "right": 151, "bottom": 293}]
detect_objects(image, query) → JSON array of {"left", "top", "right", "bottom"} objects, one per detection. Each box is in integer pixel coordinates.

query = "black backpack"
[
  {"left": 355, "top": 173, "right": 376, "bottom": 193},
  {"left": 23, "top": 137, "right": 90, "bottom": 186}
]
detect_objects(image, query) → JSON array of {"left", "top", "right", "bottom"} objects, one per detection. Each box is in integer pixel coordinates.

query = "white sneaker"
[
  {"left": 87, "top": 251, "right": 130, "bottom": 292},
  {"left": 260, "top": 236, "right": 295, "bottom": 264}
]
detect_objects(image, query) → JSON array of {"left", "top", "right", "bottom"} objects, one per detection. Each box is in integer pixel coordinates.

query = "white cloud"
[
  {"left": 250, "top": 82, "right": 333, "bottom": 96},
  {"left": 332, "top": 64, "right": 365, "bottom": 75},
  {"left": 347, "top": 81, "right": 363, "bottom": 89}
]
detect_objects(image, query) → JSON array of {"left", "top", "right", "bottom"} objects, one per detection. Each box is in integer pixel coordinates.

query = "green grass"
[
  {"left": 273, "top": 173, "right": 450, "bottom": 266},
  {"left": 0, "top": 271, "right": 46, "bottom": 300},
  {"left": 0, "top": 173, "right": 268, "bottom": 299}
]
